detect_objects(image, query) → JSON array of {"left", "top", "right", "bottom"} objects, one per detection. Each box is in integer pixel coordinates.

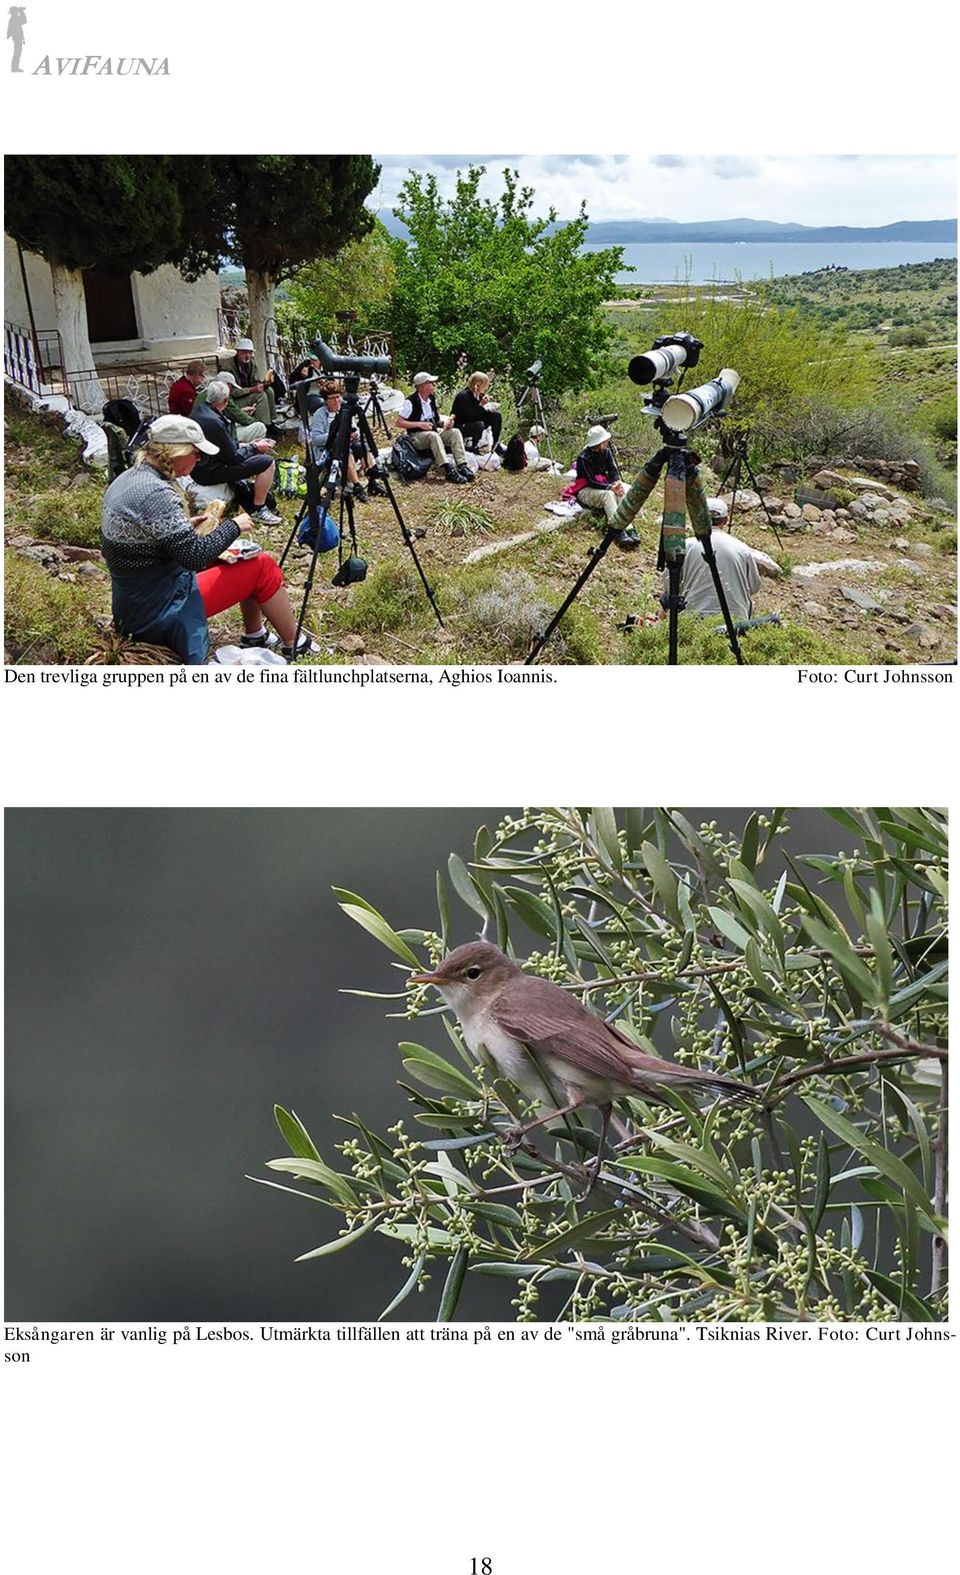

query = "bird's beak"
[{"left": 409, "top": 970, "right": 442, "bottom": 987}]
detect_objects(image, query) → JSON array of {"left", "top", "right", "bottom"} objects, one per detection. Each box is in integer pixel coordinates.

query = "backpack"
[
  {"left": 390, "top": 435, "right": 433, "bottom": 482},
  {"left": 102, "top": 398, "right": 141, "bottom": 439},
  {"left": 503, "top": 433, "right": 527, "bottom": 472}
]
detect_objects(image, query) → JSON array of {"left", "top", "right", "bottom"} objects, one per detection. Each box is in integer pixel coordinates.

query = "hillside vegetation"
[{"left": 5, "top": 259, "right": 957, "bottom": 667}]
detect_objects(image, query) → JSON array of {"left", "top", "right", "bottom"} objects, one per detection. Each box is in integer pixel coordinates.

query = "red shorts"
[{"left": 196, "top": 552, "right": 285, "bottom": 617}]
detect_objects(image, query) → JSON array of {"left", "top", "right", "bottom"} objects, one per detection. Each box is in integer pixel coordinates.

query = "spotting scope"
[
  {"left": 660, "top": 368, "right": 740, "bottom": 432},
  {"left": 628, "top": 331, "right": 703, "bottom": 386},
  {"left": 314, "top": 337, "right": 391, "bottom": 378}
]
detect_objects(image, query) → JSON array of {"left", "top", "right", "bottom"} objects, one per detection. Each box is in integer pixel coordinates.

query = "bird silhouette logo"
[{"left": 8, "top": 6, "right": 27, "bottom": 71}]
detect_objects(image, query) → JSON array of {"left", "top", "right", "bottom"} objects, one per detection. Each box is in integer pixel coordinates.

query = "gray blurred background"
[{"left": 5, "top": 808, "right": 845, "bottom": 1322}]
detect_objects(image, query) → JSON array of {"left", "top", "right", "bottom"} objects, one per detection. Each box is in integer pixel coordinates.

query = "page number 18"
[{"left": 470, "top": 1561, "right": 492, "bottom": 1574}]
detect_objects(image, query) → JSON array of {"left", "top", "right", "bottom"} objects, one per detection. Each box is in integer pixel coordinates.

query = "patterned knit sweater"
[{"left": 100, "top": 462, "right": 239, "bottom": 575}]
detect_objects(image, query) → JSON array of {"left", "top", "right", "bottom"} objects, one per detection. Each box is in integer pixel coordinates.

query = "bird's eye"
[{"left": 465, "top": 966, "right": 482, "bottom": 979}]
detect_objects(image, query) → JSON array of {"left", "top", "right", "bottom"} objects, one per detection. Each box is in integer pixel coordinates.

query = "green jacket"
[{"left": 191, "top": 387, "right": 257, "bottom": 436}]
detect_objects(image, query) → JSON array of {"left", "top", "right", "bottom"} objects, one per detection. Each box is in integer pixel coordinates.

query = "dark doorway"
[{"left": 82, "top": 267, "right": 138, "bottom": 343}]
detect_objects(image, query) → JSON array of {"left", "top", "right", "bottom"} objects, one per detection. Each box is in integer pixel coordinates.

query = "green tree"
[
  {"left": 281, "top": 219, "right": 397, "bottom": 336},
  {"left": 257, "top": 807, "right": 948, "bottom": 1324},
  {"left": 666, "top": 281, "right": 877, "bottom": 459},
  {"left": 4, "top": 155, "right": 221, "bottom": 409},
  {"left": 218, "top": 156, "right": 380, "bottom": 364},
  {"left": 387, "top": 166, "right": 625, "bottom": 398}
]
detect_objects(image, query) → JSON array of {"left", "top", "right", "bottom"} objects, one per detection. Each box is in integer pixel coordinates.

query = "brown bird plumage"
[{"left": 410, "top": 941, "right": 758, "bottom": 1149}]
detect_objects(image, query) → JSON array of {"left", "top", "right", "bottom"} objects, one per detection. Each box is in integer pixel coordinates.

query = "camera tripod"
[
  {"left": 525, "top": 428, "right": 744, "bottom": 666},
  {"left": 717, "top": 429, "right": 785, "bottom": 550},
  {"left": 515, "top": 367, "right": 556, "bottom": 469},
  {"left": 362, "top": 377, "right": 392, "bottom": 443},
  {"left": 279, "top": 373, "right": 443, "bottom": 656}
]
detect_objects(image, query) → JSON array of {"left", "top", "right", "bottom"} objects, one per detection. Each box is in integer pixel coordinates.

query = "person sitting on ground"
[
  {"left": 452, "top": 371, "right": 503, "bottom": 455},
  {"left": 290, "top": 356, "right": 325, "bottom": 433},
  {"left": 396, "top": 372, "right": 473, "bottom": 484},
  {"left": 221, "top": 338, "right": 279, "bottom": 434},
  {"left": 99, "top": 415, "right": 318, "bottom": 664},
  {"left": 666, "top": 496, "right": 781, "bottom": 625},
  {"left": 192, "top": 370, "right": 266, "bottom": 443},
  {"left": 168, "top": 360, "right": 207, "bottom": 418},
  {"left": 575, "top": 424, "right": 640, "bottom": 550},
  {"left": 309, "top": 382, "right": 386, "bottom": 500},
  {"left": 190, "top": 380, "right": 282, "bottom": 525}
]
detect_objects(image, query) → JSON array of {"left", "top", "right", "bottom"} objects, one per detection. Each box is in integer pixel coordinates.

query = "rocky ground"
[
  {"left": 4, "top": 390, "right": 957, "bottom": 665},
  {"left": 712, "top": 461, "right": 956, "bottom": 662}
]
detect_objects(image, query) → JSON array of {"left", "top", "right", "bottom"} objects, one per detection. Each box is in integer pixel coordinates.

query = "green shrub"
[
  {"left": 770, "top": 397, "right": 957, "bottom": 503},
  {"left": 889, "top": 327, "right": 929, "bottom": 348},
  {"left": 340, "top": 560, "right": 430, "bottom": 634},
  {"left": 4, "top": 553, "right": 103, "bottom": 664},
  {"left": 621, "top": 614, "right": 856, "bottom": 666},
  {"left": 922, "top": 393, "right": 958, "bottom": 444}
]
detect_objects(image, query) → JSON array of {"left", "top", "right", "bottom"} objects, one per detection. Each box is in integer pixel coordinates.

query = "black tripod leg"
[
  {"left": 685, "top": 469, "right": 745, "bottom": 665},
  {"left": 741, "top": 450, "right": 786, "bottom": 551},
  {"left": 355, "top": 405, "right": 444, "bottom": 628},
  {"left": 525, "top": 528, "right": 618, "bottom": 664},
  {"left": 278, "top": 500, "right": 305, "bottom": 572},
  {"left": 289, "top": 421, "right": 352, "bottom": 660}
]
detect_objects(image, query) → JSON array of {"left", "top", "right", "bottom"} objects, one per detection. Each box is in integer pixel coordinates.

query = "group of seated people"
[{"left": 99, "top": 349, "right": 777, "bottom": 663}]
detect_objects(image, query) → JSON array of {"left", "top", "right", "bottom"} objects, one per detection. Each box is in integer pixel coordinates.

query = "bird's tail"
[{"left": 657, "top": 1065, "right": 762, "bottom": 1105}]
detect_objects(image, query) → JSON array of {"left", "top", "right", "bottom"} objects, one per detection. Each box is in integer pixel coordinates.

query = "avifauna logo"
[{"left": 7, "top": 7, "right": 171, "bottom": 75}]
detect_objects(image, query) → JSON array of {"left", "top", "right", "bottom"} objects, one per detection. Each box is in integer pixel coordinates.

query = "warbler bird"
[{"left": 409, "top": 940, "right": 759, "bottom": 1157}]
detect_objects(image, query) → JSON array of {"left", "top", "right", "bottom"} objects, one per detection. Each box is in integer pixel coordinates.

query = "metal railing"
[
  {"left": 4, "top": 321, "right": 43, "bottom": 395},
  {"left": 218, "top": 302, "right": 394, "bottom": 383}
]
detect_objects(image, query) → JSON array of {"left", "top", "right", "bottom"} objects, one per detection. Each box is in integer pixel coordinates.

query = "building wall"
[{"left": 4, "top": 235, "right": 221, "bottom": 364}]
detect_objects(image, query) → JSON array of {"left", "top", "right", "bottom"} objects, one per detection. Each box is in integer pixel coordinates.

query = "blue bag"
[{"left": 297, "top": 505, "right": 339, "bottom": 553}]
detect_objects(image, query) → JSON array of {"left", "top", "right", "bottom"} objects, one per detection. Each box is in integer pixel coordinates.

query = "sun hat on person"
[
  {"left": 585, "top": 424, "right": 611, "bottom": 447},
  {"left": 148, "top": 414, "right": 219, "bottom": 454},
  {"left": 413, "top": 371, "right": 438, "bottom": 387},
  {"left": 235, "top": 337, "right": 255, "bottom": 352},
  {"left": 707, "top": 497, "right": 729, "bottom": 521},
  {"left": 216, "top": 370, "right": 241, "bottom": 388}
]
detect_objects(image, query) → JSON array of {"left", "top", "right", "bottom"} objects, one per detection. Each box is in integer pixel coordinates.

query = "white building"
[{"left": 5, "top": 233, "right": 221, "bottom": 367}]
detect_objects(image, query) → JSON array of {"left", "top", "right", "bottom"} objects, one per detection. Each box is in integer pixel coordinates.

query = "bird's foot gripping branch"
[{"left": 254, "top": 807, "right": 948, "bottom": 1325}]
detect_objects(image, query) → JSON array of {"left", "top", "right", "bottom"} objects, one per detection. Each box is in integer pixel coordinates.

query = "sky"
[{"left": 370, "top": 155, "right": 956, "bottom": 227}]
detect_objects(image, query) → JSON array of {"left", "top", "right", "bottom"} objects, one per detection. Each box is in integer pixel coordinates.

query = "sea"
[{"left": 586, "top": 240, "right": 958, "bottom": 286}]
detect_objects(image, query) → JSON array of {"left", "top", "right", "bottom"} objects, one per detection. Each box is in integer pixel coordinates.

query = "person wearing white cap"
[
  {"left": 665, "top": 496, "right": 781, "bottom": 624},
  {"left": 222, "top": 338, "right": 278, "bottom": 432},
  {"left": 574, "top": 424, "right": 640, "bottom": 550},
  {"left": 100, "top": 415, "right": 318, "bottom": 664},
  {"left": 192, "top": 370, "right": 267, "bottom": 442},
  {"left": 396, "top": 372, "right": 473, "bottom": 484}
]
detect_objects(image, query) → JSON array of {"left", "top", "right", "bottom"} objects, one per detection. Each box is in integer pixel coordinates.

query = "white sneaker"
[{"left": 252, "top": 504, "right": 283, "bottom": 526}]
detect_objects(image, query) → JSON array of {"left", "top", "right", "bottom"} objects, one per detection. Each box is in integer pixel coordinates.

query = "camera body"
[
  {"left": 629, "top": 331, "right": 704, "bottom": 388},
  {"left": 653, "top": 331, "right": 703, "bottom": 369}
]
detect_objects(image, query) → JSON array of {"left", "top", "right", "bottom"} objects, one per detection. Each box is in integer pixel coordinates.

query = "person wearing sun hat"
[
  {"left": 221, "top": 337, "right": 278, "bottom": 432},
  {"left": 396, "top": 371, "right": 473, "bottom": 483},
  {"left": 99, "top": 415, "right": 318, "bottom": 664},
  {"left": 574, "top": 423, "right": 640, "bottom": 550}
]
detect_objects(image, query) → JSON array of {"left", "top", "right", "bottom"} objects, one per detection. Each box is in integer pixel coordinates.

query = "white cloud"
[{"left": 371, "top": 153, "right": 956, "bottom": 226}]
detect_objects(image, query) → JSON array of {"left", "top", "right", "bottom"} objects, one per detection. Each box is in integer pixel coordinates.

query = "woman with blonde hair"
[
  {"left": 452, "top": 370, "right": 503, "bottom": 454},
  {"left": 100, "top": 415, "right": 317, "bottom": 663}
]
